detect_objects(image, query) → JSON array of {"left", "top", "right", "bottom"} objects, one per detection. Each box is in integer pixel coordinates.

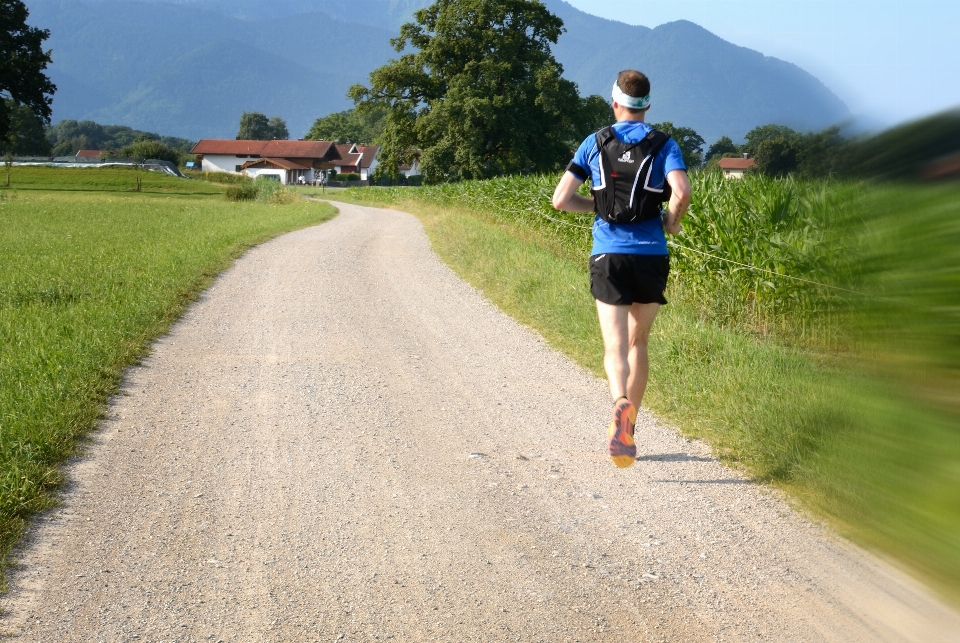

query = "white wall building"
[{"left": 191, "top": 139, "right": 343, "bottom": 185}]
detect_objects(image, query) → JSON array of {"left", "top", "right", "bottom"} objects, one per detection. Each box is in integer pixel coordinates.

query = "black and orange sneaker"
[{"left": 608, "top": 397, "right": 637, "bottom": 468}]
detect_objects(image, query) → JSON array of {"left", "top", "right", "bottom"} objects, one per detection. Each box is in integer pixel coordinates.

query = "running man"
[{"left": 552, "top": 69, "right": 691, "bottom": 468}]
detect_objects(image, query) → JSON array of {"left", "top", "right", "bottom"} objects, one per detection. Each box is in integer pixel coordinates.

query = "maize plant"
[{"left": 347, "top": 170, "right": 867, "bottom": 348}]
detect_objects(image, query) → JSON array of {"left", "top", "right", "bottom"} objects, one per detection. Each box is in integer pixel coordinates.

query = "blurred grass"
[
  {"left": 0, "top": 175, "right": 336, "bottom": 588},
  {"left": 334, "top": 175, "right": 960, "bottom": 604}
]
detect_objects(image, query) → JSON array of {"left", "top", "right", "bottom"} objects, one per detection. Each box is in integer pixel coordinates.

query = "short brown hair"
[{"left": 616, "top": 70, "right": 650, "bottom": 113}]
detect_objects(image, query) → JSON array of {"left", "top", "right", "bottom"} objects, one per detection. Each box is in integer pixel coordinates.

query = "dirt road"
[{"left": 3, "top": 201, "right": 959, "bottom": 642}]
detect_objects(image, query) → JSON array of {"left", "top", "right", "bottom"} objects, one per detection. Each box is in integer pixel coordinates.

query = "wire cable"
[{"left": 538, "top": 211, "right": 920, "bottom": 307}]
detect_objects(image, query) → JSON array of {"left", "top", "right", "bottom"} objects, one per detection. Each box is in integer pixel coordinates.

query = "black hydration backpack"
[{"left": 592, "top": 126, "right": 672, "bottom": 224}]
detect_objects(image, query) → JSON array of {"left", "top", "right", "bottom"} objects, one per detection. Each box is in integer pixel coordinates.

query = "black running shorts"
[{"left": 589, "top": 253, "right": 670, "bottom": 306}]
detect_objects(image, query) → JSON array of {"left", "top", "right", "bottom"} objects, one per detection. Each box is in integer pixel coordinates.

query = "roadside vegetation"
[
  {"left": 335, "top": 171, "right": 960, "bottom": 603},
  {"left": 0, "top": 167, "right": 336, "bottom": 589}
]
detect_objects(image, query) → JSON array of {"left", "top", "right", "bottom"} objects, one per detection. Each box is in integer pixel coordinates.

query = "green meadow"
[
  {"left": 338, "top": 174, "right": 960, "bottom": 604},
  {"left": 0, "top": 167, "right": 336, "bottom": 587}
]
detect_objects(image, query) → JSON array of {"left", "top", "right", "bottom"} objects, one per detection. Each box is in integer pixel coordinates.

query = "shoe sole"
[{"left": 608, "top": 400, "right": 637, "bottom": 468}]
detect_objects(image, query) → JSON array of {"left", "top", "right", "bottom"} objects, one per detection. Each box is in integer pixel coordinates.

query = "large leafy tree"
[
  {"left": 305, "top": 106, "right": 388, "bottom": 144},
  {"left": 1, "top": 98, "right": 49, "bottom": 155},
  {"left": 349, "top": 0, "right": 591, "bottom": 183},
  {"left": 119, "top": 138, "right": 181, "bottom": 164},
  {"left": 741, "top": 124, "right": 799, "bottom": 159},
  {"left": 237, "top": 111, "right": 288, "bottom": 140},
  {"left": 705, "top": 135, "right": 738, "bottom": 164},
  {"left": 650, "top": 121, "right": 705, "bottom": 168},
  {"left": 0, "top": 0, "right": 56, "bottom": 144}
]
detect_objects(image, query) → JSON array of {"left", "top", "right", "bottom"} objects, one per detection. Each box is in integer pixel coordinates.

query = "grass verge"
[
  {"left": 330, "top": 187, "right": 960, "bottom": 605},
  {"left": 0, "top": 174, "right": 336, "bottom": 589}
]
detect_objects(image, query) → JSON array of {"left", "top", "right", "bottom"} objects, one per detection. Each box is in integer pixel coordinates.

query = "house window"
[{"left": 235, "top": 165, "right": 242, "bottom": 172}]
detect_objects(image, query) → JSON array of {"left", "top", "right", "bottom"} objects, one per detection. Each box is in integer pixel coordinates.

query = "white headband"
[{"left": 612, "top": 82, "right": 650, "bottom": 110}]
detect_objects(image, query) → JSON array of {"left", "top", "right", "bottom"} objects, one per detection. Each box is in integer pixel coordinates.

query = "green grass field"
[
  {"left": 0, "top": 167, "right": 336, "bottom": 588},
  {"left": 4, "top": 165, "right": 223, "bottom": 196},
  {"left": 335, "top": 174, "right": 960, "bottom": 604}
]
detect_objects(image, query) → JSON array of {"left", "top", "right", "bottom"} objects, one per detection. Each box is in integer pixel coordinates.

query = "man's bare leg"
[
  {"left": 596, "top": 300, "right": 660, "bottom": 467},
  {"left": 595, "top": 300, "right": 660, "bottom": 407},
  {"left": 596, "top": 301, "right": 631, "bottom": 400},
  {"left": 626, "top": 302, "right": 660, "bottom": 407}
]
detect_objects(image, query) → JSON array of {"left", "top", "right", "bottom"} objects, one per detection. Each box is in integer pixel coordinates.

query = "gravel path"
[{"left": 2, "top": 201, "right": 959, "bottom": 642}]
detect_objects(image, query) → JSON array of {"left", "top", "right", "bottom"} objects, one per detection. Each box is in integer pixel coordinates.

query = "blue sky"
[{"left": 565, "top": 0, "right": 960, "bottom": 128}]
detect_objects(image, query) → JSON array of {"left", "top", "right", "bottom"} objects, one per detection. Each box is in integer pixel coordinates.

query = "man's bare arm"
[
  {"left": 663, "top": 169, "right": 691, "bottom": 235},
  {"left": 552, "top": 172, "right": 594, "bottom": 212}
]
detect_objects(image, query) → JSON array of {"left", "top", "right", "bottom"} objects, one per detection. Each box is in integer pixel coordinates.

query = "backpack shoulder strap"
[
  {"left": 595, "top": 126, "right": 617, "bottom": 150},
  {"left": 642, "top": 129, "right": 671, "bottom": 157}
]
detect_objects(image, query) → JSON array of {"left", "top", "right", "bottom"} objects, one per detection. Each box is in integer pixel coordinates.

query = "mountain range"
[{"left": 26, "top": 0, "right": 849, "bottom": 143}]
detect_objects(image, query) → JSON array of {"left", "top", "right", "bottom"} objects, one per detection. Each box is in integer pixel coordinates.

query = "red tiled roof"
[
  {"left": 356, "top": 145, "right": 380, "bottom": 169},
  {"left": 334, "top": 144, "right": 359, "bottom": 166},
  {"left": 261, "top": 140, "right": 336, "bottom": 159},
  {"left": 242, "top": 157, "right": 310, "bottom": 171},
  {"left": 335, "top": 144, "right": 380, "bottom": 169},
  {"left": 76, "top": 149, "right": 102, "bottom": 158},
  {"left": 191, "top": 139, "right": 340, "bottom": 161},
  {"left": 191, "top": 139, "right": 268, "bottom": 155},
  {"left": 718, "top": 157, "right": 755, "bottom": 170}
]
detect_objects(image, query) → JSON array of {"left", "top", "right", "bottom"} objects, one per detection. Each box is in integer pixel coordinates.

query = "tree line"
[{"left": 4, "top": 0, "right": 955, "bottom": 182}]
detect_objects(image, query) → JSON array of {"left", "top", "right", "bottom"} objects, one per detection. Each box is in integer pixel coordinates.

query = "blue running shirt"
[{"left": 567, "top": 121, "right": 686, "bottom": 256}]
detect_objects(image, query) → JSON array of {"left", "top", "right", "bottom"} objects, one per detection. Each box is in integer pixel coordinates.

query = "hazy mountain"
[
  {"left": 544, "top": 1, "right": 849, "bottom": 142},
  {"left": 27, "top": 0, "right": 848, "bottom": 143},
  {"left": 27, "top": 0, "right": 401, "bottom": 138}
]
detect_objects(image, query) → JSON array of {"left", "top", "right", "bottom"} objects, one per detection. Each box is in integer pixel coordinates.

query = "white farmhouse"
[
  {"left": 717, "top": 156, "right": 756, "bottom": 179},
  {"left": 190, "top": 139, "right": 343, "bottom": 184}
]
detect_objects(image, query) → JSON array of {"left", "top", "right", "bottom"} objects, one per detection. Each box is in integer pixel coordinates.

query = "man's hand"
[
  {"left": 552, "top": 172, "right": 594, "bottom": 213},
  {"left": 663, "top": 169, "right": 691, "bottom": 234}
]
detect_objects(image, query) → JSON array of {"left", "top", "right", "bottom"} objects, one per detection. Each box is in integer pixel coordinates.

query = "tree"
[
  {"left": 119, "top": 139, "right": 180, "bottom": 164},
  {"left": 46, "top": 119, "right": 195, "bottom": 156},
  {"left": 349, "top": 0, "right": 590, "bottom": 183},
  {"left": 705, "top": 135, "right": 738, "bottom": 163},
  {"left": 796, "top": 125, "right": 846, "bottom": 178},
  {"left": 237, "top": 111, "right": 288, "bottom": 140},
  {"left": 0, "top": 1, "right": 56, "bottom": 144},
  {"left": 650, "top": 121, "right": 705, "bottom": 168},
  {"left": 576, "top": 94, "right": 613, "bottom": 141},
  {"left": 267, "top": 115, "right": 288, "bottom": 140},
  {"left": 754, "top": 137, "right": 798, "bottom": 177},
  {"left": 741, "top": 124, "right": 799, "bottom": 159},
  {"left": 305, "top": 106, "right": 388, "bottom": 144},
  {"left": 1, "top": 98, "right": 50, "bottom": 155}
]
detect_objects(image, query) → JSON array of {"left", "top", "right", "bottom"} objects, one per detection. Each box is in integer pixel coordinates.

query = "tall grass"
[
  {"left": 339, "top": 173, "right": 960, "bottom": 601},
  {"left": 0, "top": 177, "right": 336, "bottom": 588}
]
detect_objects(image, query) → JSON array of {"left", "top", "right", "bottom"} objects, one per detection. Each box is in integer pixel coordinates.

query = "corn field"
[{"left": 347, "top": 171, "right": 867, "bottom": 348}]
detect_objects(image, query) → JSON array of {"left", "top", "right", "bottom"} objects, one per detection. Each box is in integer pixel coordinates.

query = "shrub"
[
  {"left": 224, "top": 182, "right": 258, "bottom": 201},
  {"left": 253, "top": 176, "right": 298, "bottom": 204},
  {"left": 184, "top": 170, "right": 253, "bottom": 185}
]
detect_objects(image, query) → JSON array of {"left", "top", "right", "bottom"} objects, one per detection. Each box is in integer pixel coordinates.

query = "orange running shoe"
[{"left": 608, "top": 397, "right": 637, "bottom": 468}]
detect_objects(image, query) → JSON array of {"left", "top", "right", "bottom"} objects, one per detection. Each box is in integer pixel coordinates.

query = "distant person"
[{"left": 552, "top": 69, "right": 691, "bottom": 468}]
